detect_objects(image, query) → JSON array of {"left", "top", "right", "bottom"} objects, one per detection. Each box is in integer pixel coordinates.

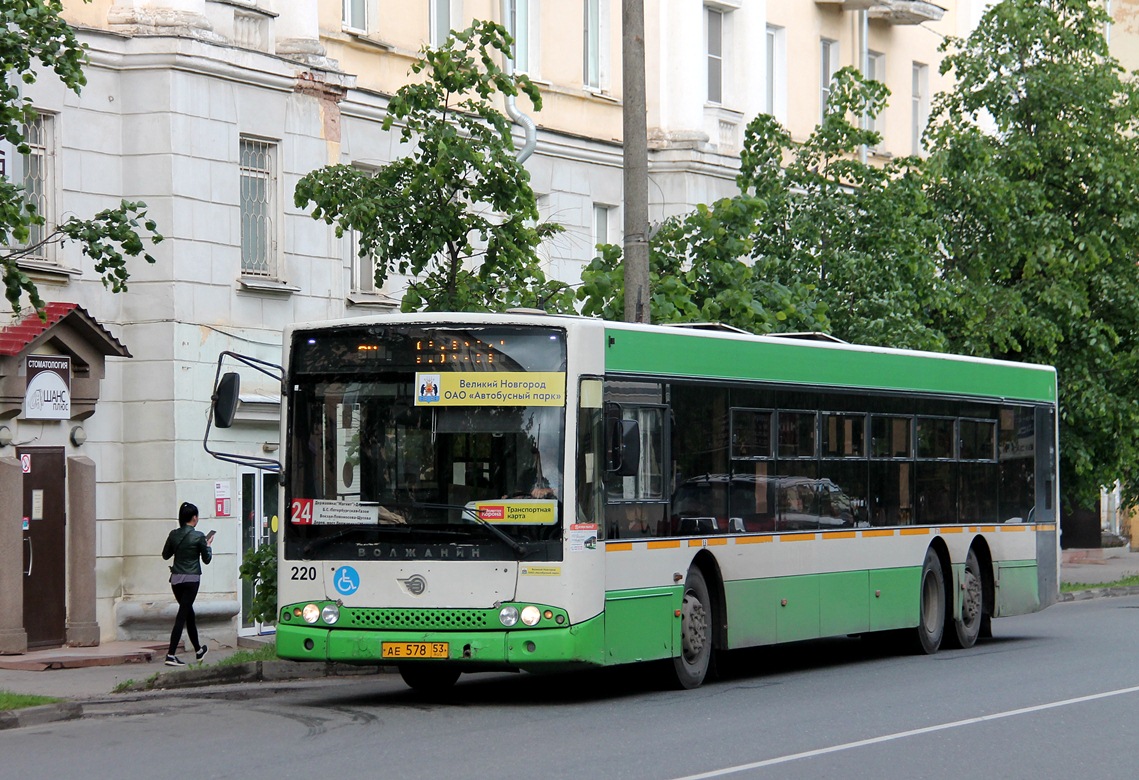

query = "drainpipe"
[{"left": 501, "top": 0, "right": 538, "bottom": 163}]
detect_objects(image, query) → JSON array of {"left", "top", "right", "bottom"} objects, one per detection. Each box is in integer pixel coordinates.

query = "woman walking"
[{"left": 161, "top": 501, "right": 213, "bottom": 666}]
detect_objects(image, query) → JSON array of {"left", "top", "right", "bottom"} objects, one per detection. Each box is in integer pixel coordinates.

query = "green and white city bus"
[{"left": 213, "top": 312, "right": 1059, "bottom": 690}]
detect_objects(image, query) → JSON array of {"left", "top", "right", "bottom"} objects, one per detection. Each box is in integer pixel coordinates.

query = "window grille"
[
  {"left": 21, "top": 114, "right": 54, "bottom": 260},
  {"left": 240, "top": 138, "right": 276, "bottom": 278}
]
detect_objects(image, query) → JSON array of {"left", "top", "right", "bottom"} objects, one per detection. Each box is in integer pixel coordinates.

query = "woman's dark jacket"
[{"left": 162, "top": 526, "right": 212, "bottom": 575}]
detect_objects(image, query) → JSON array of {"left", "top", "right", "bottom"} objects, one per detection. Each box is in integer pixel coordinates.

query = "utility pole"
[{"left": 622, "top": 0, "right": 650, "bottom": 324}]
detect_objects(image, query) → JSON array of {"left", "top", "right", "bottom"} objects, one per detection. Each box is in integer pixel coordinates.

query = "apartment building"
[{"left": 0, "top": 0, "right": 968, "bottom": 651}]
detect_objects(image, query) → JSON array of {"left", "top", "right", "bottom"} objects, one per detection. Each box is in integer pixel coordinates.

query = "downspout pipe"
[{"left": 501, "top": 0, "right": 538, "bottom": 163}]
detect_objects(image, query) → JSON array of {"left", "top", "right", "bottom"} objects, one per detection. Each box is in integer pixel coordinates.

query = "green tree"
[
  {"left": 578, "top": 67, "right": 945, "bottom": 349},
  {"left": 295, "top": 21, "right": 570, "bottom": 313},
  {"left": 925, "top": 0, "right": 1139, "bottom": 508},
  {"left": 0, "top": 0, "right": 162, "bottom": 314}
]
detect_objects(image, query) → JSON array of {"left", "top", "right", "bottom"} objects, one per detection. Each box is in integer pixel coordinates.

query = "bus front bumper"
[{"left": 276, "top": 614, "right": 606, "bottom": 668}]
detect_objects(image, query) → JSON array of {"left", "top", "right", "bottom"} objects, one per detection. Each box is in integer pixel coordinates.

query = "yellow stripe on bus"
[
  {"left": 735, "top": 536, "right": 774, "bottom": 545},
  {"left": 980, "top": 526, "right": 997, "bottom": 533},
  {"left": 821, "top": 531, "right": 857, "bottom": 540},
  {"left": 647, "top": 540, "right": 681, "bottom": 549},
  {"left": 900, "top": 528, "right": 929, "bottom": 536},
  {"left": 606, "top": 543, "right": 633, "bottom": 552},
  {"left": 687, "top": 538, "right": 728, "bottom": 547},
  {"left": 779, "top": 533, "right": 817, "bottom": 542},
  {"left": 861, "top": 529, "right": 896, "bottom": 538},
  {"left": 1001, "top": 525, "right": 1028, "bottom": 532},
  {"left": 940, "top": 526, "right": 964, "bottom": 534}
]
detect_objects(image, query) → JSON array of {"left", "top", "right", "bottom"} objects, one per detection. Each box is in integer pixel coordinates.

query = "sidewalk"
[
  {"left": 3, "top": 548, "right": 1139, "bottom": 729},
  {"left": 1060, "top": 547, "right": 1139, "bottom": 585}
]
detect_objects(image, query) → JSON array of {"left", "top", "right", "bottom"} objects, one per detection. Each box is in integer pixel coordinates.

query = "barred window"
[
  {"left": 21, "top": 113, "right": 55, "bottom": 261},
  {"left": 240, "top": 138, "right": 277, "bottom": 278}
]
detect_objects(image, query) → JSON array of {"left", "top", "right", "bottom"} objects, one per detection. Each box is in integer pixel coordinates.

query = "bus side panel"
[
  {"left": 820, "top": 571, "right": 870, "bottom": 637},
  {"left": 724, "top": 578, "right": 779, "bottom": 649},
  {"left": 868, "top": 566, "right": 921, "bottom": 630},
  {"left": 994, "top": 561, "right": 1040, "bottom": 617},
  {"left": 776, "top": 575, "right": 821, "bottom": 643},
  {"left": 603, "top": 587, "right": 679, "bottom": 665}
]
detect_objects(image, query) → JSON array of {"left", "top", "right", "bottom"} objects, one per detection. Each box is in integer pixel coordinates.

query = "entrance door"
[
  {"left": 20, "top": 447, "right": 66, "bottom": 648},
  {"left": 240, "top": 470, "right": 279, "bottom": 636}
]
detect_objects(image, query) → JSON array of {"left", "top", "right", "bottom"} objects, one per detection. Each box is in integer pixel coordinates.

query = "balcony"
[
  {"left": 869, "top": 1, "right": 946, "bottom": 24},
  {"left": 815, "top": 0, "right": 946, "bottom": 24},
  {"left": 815, "top": 1, "right": 878, "bottom": 9}
]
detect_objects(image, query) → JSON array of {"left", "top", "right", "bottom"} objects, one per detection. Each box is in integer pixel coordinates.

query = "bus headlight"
[
  {"left": 321, "top": 604, "right": 340, "bottom": 625},
  {"left": 302, "top": 604, "right": 320, "bottom": 624},
  {"left": 499, "top": 606, "right": 519, "bottom": 627},
  {"left": 520, "top": 605, "right": 541, "bottom": 626}
]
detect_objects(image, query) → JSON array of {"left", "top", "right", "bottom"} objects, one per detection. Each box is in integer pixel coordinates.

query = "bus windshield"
[{"left": 285, "top": 325, "right": 567, "bottom": 562}]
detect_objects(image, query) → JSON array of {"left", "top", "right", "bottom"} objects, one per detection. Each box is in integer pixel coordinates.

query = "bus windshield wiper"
[{"left": 413, "top": 501, "right": 527, "bottom": 557}]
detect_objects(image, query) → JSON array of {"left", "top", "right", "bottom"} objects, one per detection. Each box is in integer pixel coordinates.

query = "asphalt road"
[{"left": 4, "top": 596, "right": 1139, "bottom": 780}]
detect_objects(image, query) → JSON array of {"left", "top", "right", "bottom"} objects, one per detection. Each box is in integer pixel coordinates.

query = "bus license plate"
[{"left": 381, "top": 642, "right": 449, "bottom": 659}]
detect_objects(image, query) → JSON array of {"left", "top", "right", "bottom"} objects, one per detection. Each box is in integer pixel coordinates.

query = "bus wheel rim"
[{"left": 681, "top": 589, "right": 708, "bottom": 662}]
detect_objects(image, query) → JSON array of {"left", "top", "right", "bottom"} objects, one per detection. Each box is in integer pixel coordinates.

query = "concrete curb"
[
  {"left": 122, "top": 660, "right": 385, "bottom": 692},
  {"left": 1060, "top": 585, "right": 1139, "bottom": 602},
  {"left": 0, "top": 701, "right": 82, "bottom": 731}
]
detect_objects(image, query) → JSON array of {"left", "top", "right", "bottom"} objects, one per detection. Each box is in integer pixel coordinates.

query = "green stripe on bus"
[{"left": 604, "top": 329, "right": 1055, "bottom": 403}]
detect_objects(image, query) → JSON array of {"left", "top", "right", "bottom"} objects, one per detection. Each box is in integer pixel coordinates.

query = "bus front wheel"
[
  {"left": 399, "top": 664, "right": 461, "bottom": 693},
  {"left": 945, "top": 547, "right": 983, "bottom": 650},
  {"left": 672, "top": 567, "right": 713, "bottom": 689},
  {"left": 915, "top": 548, "right": 946, "bottom": 655}
]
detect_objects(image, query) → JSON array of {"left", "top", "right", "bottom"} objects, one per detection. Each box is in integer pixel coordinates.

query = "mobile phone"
[{"left": 205, "top": 530, "right": 216, "bottom": 541}]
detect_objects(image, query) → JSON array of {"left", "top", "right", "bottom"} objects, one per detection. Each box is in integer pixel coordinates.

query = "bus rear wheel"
[
  {"left": 914, "top": 548, "right": 946, "bottom": 655},
  {"left": 945, "top": 547, "right": 983, "bottom": 649},
  {"left": 399, "top": 664, "right": 461, "bottom": 693},
  {"left": 671, "top": 567, "right": 713, "bottom": 689}
]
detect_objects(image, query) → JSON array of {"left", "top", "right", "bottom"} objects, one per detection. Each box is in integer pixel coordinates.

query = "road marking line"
[{"left": 670, "top": 684, "right": 1139, "bottom": 780}]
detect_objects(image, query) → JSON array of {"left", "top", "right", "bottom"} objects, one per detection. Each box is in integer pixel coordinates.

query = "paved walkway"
[{"left": 2, "top": 549, "right": 1138, "bottom": 709}]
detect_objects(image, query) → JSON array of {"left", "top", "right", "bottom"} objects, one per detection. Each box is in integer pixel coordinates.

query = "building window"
[
  {"left": 239, "top": 137, "right": 277, "bottom": 278},
  {"left": 343, "top": 0, "right": 366, "bottom": 32},
  {"left": 866, "top": 50, "right": 885, "bottom": 135},
  {"left": 432, "top": 0, "right": 455, "bottom": 47},
  {"left": 820, "top": 38, "right": 839, "bottom": 122},
  {"left": 912, "top": 62, "right": 930, "bottom": 155},
  {"left": 765, "top": 25, "right": 785, "bottom": 120},
  {"left": 508, "top": 0, "right": 536, "bottom": 75},
  {"left": 706, "top": 7, "right": 724, "bottom": 104},
  {"left": 348, "top": 227, "right": 377, "bottom": 294},
  {"left": 583, "top": 0, "right": 601, "bottom": 89},
  {"left": 20, "top": 113, "right": 55, "bottom": 261},
  {"left": 592, "top": 203, "right": 613, "bottom": 254}
]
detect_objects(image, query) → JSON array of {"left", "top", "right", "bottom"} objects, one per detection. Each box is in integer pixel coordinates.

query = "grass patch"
[
  {"left": 1062, "top": 574, "right": 1139, "bottom": 593},
  {"left": 0, "top": 691, "right": 61, "bottom": 711},
  {"left": 212, "top": 641, "right": 277, "bottom": 668}
]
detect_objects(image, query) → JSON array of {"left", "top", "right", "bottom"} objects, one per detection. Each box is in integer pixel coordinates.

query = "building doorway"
[
  {"left": 240, "top": 470, "right": 279, "bottom": 636},
  {"left": 20, "top": 447, "right": 67, "bottom": 648}
]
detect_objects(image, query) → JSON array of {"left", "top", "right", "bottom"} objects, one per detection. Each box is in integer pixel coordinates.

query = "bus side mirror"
[
  {"left": 606, "top": 418, "right": 641, "bottom": 477},
  {"left": 213, "top": 372, "right": 241, "bottom": 429}
]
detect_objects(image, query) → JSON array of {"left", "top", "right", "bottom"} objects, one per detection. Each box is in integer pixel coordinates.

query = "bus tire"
[
  {"left": 914, "top": 547, "right": 946, "bottom": 655},
  {"left": 399, "top": 664, "right": 461, "bottom": 693},
  {"left": 945, "top": 547, "right": 983, "bottom": 650},
  {"left": 671, "top": 567, "right": 713, "bottom": 689}
]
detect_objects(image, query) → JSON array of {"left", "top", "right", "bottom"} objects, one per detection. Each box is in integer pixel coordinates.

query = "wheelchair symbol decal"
[{"left": 333, "top": 566, "right": 360, "bottom": 596}]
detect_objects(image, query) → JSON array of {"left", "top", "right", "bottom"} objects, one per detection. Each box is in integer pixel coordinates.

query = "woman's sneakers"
[
  {"left": 164, "top": 655, "right": 186, "bottom": 667},
  {"left": 195, "top": 644, "right": 209, "bottom": 662}
]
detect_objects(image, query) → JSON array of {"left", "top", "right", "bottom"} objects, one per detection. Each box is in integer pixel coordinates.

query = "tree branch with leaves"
[
  {"left": 295, "top": 21, "right": 572, "bottom": 313},
  {"left": 0, "top": 0, "right": 162, "bottom": 315}
]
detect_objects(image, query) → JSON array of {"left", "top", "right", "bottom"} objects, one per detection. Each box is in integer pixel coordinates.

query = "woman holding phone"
[{"left": 161, "top": 501, "right": 213, "bottom": 666}]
